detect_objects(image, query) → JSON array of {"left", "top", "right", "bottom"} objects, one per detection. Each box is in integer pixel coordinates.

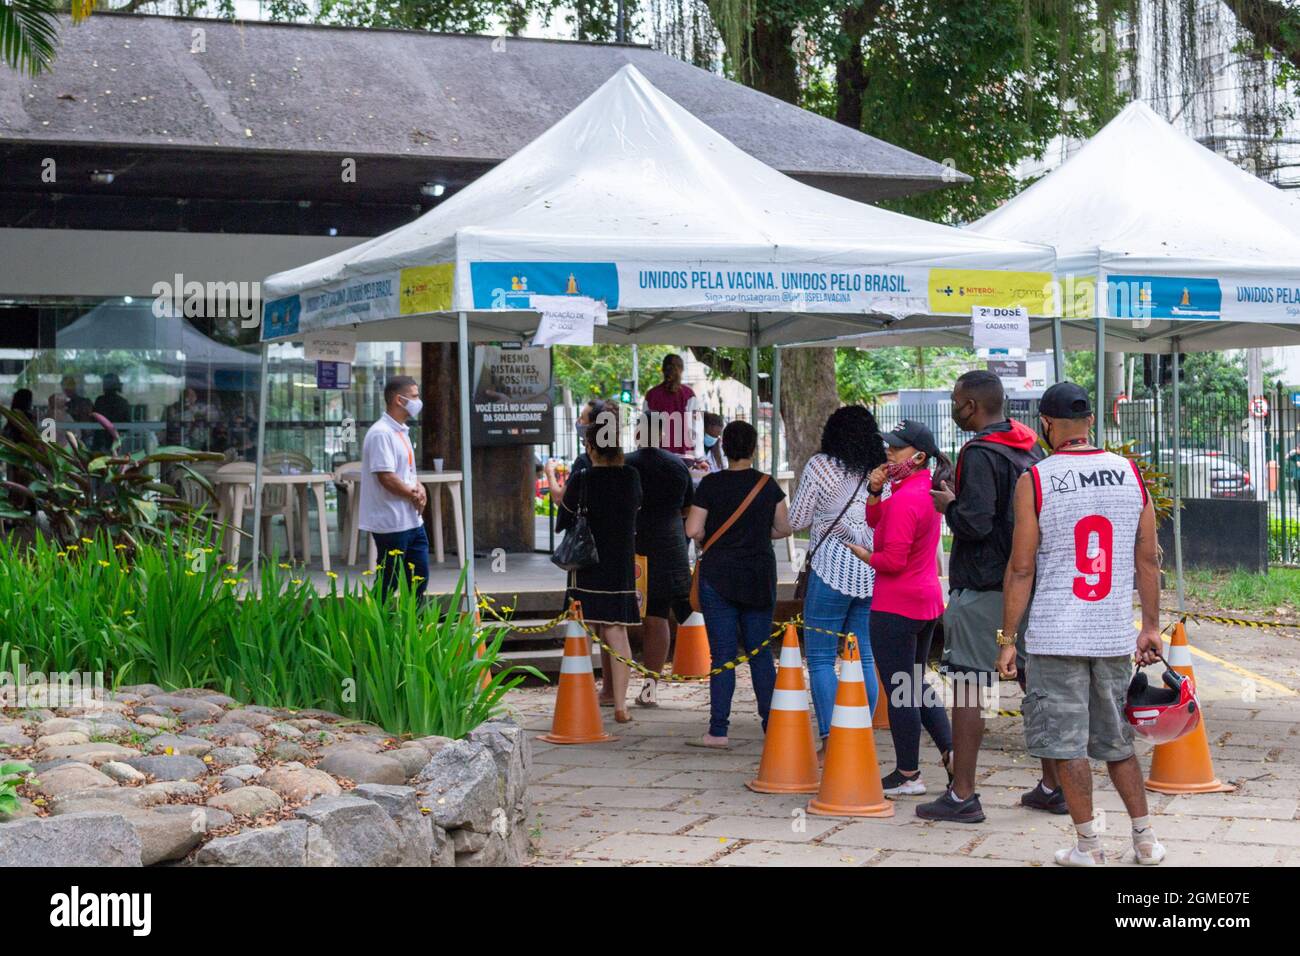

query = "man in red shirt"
[{"left": 643, "top": 353, "right": 697, "bottom": 458}]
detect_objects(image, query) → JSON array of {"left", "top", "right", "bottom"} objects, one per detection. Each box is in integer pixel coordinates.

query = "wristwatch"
[{"left": 995, "top": 628, "right": 1016, "bottom": 647}]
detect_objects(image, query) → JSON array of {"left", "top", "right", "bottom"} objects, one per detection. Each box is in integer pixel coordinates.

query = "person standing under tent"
[
  {"left": 626, "top": 424, "right": 695, "bottom": 708},
  {"left": 999, "top": 382, "right": 1165, "bottom": 866},
  {"left": 689, "top": 412, "right": 726, "bottom": 483},
  {"left": 847, "top": 419, "right": 953, "bottom": 797},
  {"left": 547, "top": 399, "right": 616, "bottom": 703},
  {"left": 789, "top": 405, "right": 886, "bottom": 755},
  {"left": 560, "top": 401, "right": 642, "bottom": 723},
  {"left": 643, "top": 353, "right": 697, "bottom": 458},
  {"left": 359, "top": 375, "right": 429, "bottom": 600},
  {"left": 684, "top": 420, "right": 790, "bottom": 749},
  {"left": 917, "top": 370, "right": 1060, "bottom": 824}
]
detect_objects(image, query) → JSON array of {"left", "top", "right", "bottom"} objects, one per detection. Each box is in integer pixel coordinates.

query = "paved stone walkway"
[{"left": 506, "top": 618, "right": 1300, "bottom": 867}]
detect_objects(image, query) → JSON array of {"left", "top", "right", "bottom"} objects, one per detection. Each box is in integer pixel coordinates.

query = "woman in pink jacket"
[{"left": 849, "top": 419, "right": 954, "bottom": 798}]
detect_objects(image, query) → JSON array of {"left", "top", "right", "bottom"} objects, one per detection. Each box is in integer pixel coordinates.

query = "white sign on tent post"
[
  {"left": 971, "top": 305, "right": 1030, "bottom": 353},
  {"left": 531, "top": 296, "right": 606, "bottom": 347}
]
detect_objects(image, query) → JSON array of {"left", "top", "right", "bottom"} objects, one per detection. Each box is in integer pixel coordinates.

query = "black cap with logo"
[
  {"left": 1038, "top": 382, "right": 1093, "bottom": 419},
  {"left": 882, "top": 419, "right": 942, "bottom": 459}
]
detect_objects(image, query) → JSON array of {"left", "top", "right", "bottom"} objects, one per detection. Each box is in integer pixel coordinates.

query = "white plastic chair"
[{"left": 214, "top": 460, "right": 298, "bottom": 561}]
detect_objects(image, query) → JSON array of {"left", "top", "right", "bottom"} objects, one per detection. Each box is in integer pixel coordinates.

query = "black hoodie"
[{"left": 945, "top": 419, "right": 1044, "bottom": 591}]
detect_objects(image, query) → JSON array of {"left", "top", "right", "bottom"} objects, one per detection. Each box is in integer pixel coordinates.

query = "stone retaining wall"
[{"left": 0, "top": 687, "right": 531, "bottom": 867}]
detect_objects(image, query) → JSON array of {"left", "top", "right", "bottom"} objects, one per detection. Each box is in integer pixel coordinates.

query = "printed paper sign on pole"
[
  {"left": 972, "top": 305, "right": 1030, "bottom": 353},
  {"left": 303, "top": 329, "right": 358, "bottom": 363},
  {"left": 531, "top": 295, "right": 605, "bottom": 347}
]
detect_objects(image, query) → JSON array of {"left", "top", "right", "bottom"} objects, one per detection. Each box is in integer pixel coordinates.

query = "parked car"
[{"left": 1158, "top": 449, "right": 1251, "bottom": 499}]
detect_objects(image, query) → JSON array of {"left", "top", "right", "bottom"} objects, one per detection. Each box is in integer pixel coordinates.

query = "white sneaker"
[
  {"left": 1132, "top": 836, "right": 1166, "bottom": 865},
  {"left": 1054, "top": 845, "right": 1106, "bottom": 866},
  {"left": 882, "top": 770, "right": 926, "bottom": 796},
  {"left": 636, "top": 679, "right": 659, "bottom": 708}
]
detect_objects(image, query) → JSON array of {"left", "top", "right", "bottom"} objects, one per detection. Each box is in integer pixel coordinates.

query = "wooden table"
[
  {"left": 215, "top": 472, "right": 334, "bottom": 571},
  {"left": 338, "top": 469, "right": 466, "bottom": 568}
]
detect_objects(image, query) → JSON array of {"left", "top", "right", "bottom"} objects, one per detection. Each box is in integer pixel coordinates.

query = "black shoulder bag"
[{"left": 551, "top": 471, "right": 600, "bottom": 572}]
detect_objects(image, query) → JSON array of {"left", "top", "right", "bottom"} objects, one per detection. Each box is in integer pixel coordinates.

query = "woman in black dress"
[{"left": 561, "top": 400, "right": 642, "bottom": 722}]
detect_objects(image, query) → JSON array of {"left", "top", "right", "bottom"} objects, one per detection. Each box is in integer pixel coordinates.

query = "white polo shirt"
[{"left": 359, "top": 413, "right": 422, "bottom": 534}]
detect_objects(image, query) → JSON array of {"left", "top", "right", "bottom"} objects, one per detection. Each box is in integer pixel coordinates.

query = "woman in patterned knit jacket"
[{"left": 789, "top": 405, "right": 887, "bottom": 751}]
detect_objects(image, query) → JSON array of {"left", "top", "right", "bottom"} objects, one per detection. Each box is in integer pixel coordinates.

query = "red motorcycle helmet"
[{"left": 1125, "top": 657, "right": 1201, "bottom": 745}]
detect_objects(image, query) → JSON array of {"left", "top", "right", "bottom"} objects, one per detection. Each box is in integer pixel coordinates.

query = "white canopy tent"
[
  {"left": 255, "top": 64, "right": 1057, "bottom": 601},
  {"left": 816, "top": 101, "right": 1300, "bottom": 606}
]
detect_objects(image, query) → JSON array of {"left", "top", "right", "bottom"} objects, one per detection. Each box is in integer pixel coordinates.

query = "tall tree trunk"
[
  {"left": 834, "top": 2, "right": 882, "bottom": 128},
  {"left": 742, "top": 17, "right": 800, "bottom": 102},
  {"left": 780, "top": 348, "right": 841, "bottom": 493}
]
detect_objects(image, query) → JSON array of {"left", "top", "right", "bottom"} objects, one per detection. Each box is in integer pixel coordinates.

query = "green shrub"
[{"left": 0, "top": 531, "right": 541, "bottom": 738}]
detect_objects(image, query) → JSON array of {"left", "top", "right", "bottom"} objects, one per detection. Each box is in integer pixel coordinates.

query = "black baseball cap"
[
  {"left": 882, "top": 419, "right": 942, "bottom": 459},
  {"left": 1039, "top": 382, "right": 1093, "bottom": 419}
]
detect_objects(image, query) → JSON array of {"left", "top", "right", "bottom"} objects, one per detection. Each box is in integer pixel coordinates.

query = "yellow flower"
[
  {"left": 123, "top": 609, "right": 134, "bottom": 616},
  {"left": 224, "top": 564, "right": 236, "bottom": 572},
  {"left": 97, "top": 560, "right": 110, "bottom": 568},
  {"left": 387, "top": 549, "right": 403, "bottom": 556},
  {"left": 361, "top": 570, "right": 374, "bottom": 577},
  {"left": 114, "top": 544, "right": 127, "bottom": 550},
  {"left": 292, "top": 579, "right": 303, "bottom": 585},
  {"left": 412, "top": 576, "right": 425, "bottom": 583},
  {"left": 56, "top": 551, "right": 67, "bottom": 559},
  {"left": 203, "top": 547, "right": 214, "bottom": 554},
  {"left": 185, "top": 570, "right": 196, "bottom": 577},
  {"left": 164, "top": 746, "right": 174, "bottom": 755},
  {"left": 325, "top": 571, "right": 338, "bottom": 580},
  {"left": 80, "top": 537, "right": 93, "bottom": 544},
  {"left": 279, "top": 563, "right": 291, "bottom": 569},
  {"left": 223, "top": 578, "right": 240, "bottom": 586},
  {"left": 67, "top": 545, "right": 79, "bottom": 552}
]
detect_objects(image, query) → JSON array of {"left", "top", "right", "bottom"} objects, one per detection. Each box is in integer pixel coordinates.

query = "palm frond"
[{"left": 0, "top": 0, "right": 60, "bottom": 76}]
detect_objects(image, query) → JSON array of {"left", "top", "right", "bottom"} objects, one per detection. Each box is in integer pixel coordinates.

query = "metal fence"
[{"left": 880, "top": 386, "right": 1300, "bottom": 565}]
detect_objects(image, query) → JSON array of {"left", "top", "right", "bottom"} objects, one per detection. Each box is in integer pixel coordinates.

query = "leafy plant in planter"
[{"left": 0, "top": 404, "right": 223, "bottom": 550}]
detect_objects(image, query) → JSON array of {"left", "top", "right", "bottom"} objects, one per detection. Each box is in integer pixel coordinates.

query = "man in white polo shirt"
[{"left": 360, "top": 375, "right": 428, "bottom": 599}]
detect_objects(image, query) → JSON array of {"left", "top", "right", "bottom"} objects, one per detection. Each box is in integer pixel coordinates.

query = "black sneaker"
[
  {"left": 1020, "top": 782, "right": 1069, "bottom": 814},
  {"left": 916, "top": 789, "right": 986, "bottom": 823}
]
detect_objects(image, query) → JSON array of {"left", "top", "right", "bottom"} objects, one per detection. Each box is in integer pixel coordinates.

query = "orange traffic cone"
[
  {"left": 474, "top": 606, "right": 491, "bottom": 691},
  {"left": 672, "top": 611, "right": 712, "bottom": 679},
  {"left": 808, "top": 635, "right": 893, "bottom": 818},
  {"left": 1145, "top": 622, "right": 1234, "bottom": 794},
  {"left": 539, "top": 602, "right": 615, "bottom": 745},
  {"left": 872, "top": 668, "right": 890, "bottom": 730},
  {"left": 748, "top": 624, "right": 821, "bottom": 794}
]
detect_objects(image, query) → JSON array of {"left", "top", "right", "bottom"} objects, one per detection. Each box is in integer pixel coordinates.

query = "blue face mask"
[{"left": 703, "top": 434, "right": 718, "bottom": 449}]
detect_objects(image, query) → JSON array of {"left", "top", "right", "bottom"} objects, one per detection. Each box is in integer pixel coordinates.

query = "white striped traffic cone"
[
  {"left": 748, "top": 623, "right": 821, "bottom": 793},
  {"left": 539, "top": 602, "right": 615, "bottom": 745}
]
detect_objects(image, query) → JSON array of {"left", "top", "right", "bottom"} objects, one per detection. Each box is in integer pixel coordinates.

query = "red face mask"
[{"left": 886, "top": 456, "right": 923, "bottom": 483}]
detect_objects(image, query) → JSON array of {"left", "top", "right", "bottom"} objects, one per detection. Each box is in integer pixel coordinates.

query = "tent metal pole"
[
  {"left": 1052, "top": 317, "right": 1065, "bottom": 384},
  {"left": 458, "top": 311, "right": 476, "bottom": 613},
  {"left": 749, "top": 317, "right": 760, "bottom": 464},
  {"left": 631, "top": 343, "right": 639, "bottom": 404},
  {"left": 1171, "top": 340, "right": 1184, "bottom": 613},
  {"left": 1094, "top": 316, "right": 1105, "bottom": 444},
  {"left": 771, "top": 344, "right": 782, "bottom": 478},
  {"left": 250, "top": 341, "right": 270, "bottom": 587}
]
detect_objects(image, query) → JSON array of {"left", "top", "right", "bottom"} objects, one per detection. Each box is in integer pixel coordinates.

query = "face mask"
[
  {"left": 703, "top": 434, "right": 718, "bottom": 449},
  {"left": 1039, "top": 418, "right": 1052, "bottom": 447},
  {"left": 399, "top": 395, "right": 423, "bottom": 420},
  {"left": 886, "top": 454, "right": 924, "bottom": 483},
  {"left": 952, "top": 401, "right": 974, "bottom": 432}
]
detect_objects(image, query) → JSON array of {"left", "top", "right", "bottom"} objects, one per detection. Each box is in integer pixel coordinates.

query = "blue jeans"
[
  {"left": 371, "top": 525, "right": 429, "bottom": 600},
  {"left": 697, "top": 578, "right": 776, "bottom": 739},
  {"left": 802, "top": 569, "right": 876, "bottom": 738}
]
